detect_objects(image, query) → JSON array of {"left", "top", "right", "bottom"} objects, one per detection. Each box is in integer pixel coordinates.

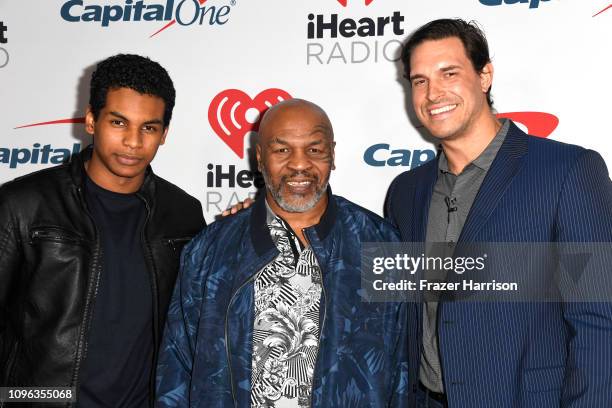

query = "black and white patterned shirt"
[{"left": 250, "top": 204, "right": 322, "bottom": 408}]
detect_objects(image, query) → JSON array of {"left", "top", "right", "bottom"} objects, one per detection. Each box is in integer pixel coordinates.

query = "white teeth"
[
  {"left": 430, "top": 104, "right": 457, "bottom": 115},
  {"left": 287, "top": 181, "right": 311, "bottom": 186}
]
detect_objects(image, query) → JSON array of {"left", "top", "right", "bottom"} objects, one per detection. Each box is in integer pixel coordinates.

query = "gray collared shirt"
[{"left": 419, "top": 119, "right": 510, "bottom": 393}]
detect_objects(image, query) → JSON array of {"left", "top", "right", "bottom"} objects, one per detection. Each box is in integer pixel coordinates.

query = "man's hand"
[{"left": 221, "top": 198, "right": 254, "bottom": 217}]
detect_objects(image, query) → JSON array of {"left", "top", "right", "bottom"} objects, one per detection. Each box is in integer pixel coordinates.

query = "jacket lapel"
[
  {"left": 459, "top": 122, "right": 528, "bottom": 243},
  {"left": 414, "top": 159, "right": 438, "bottom": 242}
]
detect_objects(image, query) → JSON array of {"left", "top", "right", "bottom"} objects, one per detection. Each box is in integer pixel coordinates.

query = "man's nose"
[
  {"left": 123, "top": 126, "right": 143, "bottom": 149},
  {"left": 426, "top": 78, "right": 445, "bottom": 102},
  {"left": 287, "top": 149, "right": 312, "bottom": 172}
]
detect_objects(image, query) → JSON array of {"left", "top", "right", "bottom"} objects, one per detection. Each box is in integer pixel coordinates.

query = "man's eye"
[
  {"left": 111, "top": 120, "right": 124, "bottom": 126},
  {"left": 275, "top": 148, "right": 289, "bottom": 153},
  {"left": 444, "top": 71, "right": 457, "bottom": 78},
  {"left": 143, "top": 125, "right": 157, "bottom": 132},
  {"left": 412, "top": 79, "right": 426, "bottom": 87}
]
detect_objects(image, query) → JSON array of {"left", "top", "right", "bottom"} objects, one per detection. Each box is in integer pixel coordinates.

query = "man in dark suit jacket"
[{"left": 386, "top": 19, "right": 612, "bottom": 407}]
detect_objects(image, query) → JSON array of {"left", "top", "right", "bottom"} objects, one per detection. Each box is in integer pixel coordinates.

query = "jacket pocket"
[
  {"left": 29, "top": 226, "right": 84, "bottom": 245},
  {"left": 524, "top": 365, "right": 565, "bottom": 392},
  {"left": 165, "top": 237, "right": 192, "bottom": 254}
]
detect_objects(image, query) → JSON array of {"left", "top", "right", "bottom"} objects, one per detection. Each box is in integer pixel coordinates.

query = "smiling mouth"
[
  {"left": 429, "top": 104, "right": 457, "bottom": 116},
  {"left": 283, "top": 179, "right": 316, "bottom": 194},
  {"left": 286, "top": 180, "right": 312, "bottom": 187}
]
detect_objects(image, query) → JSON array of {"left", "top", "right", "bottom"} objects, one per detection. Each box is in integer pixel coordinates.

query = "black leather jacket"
[{"left": 0, "top": 147, "right": 205, "bottom": 406}]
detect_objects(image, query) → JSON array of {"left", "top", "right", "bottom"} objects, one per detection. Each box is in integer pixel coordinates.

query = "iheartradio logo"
[
  {"left": 337, "top": 0, "right": 375, "bottom": 6},
  {"left": 208, "top": 88, "right": 292, "bottom": 158}
]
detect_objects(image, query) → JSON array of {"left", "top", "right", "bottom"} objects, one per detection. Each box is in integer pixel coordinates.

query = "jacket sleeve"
[
  {"left": 0, "top": 185, "right": 22, "bottom": 360},
  {"left": 555, "top": 150, "right": 612, "bottom": 407},
  {"left": 156, "top": 233, "right": 208, "bottom": 407}
]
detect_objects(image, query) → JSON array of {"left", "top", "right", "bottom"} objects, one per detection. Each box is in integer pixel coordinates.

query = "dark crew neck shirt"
[{"left": 78, "top": 175, "right": 153, "bottom": 408}]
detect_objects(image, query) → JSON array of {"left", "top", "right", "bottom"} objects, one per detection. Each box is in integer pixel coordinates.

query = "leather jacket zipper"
[
  {"left": 136, "top": 194, "right": 160, "bottom": 408},
  {"left": 71, "top": 186, "right": 102, "bottom": 404}
]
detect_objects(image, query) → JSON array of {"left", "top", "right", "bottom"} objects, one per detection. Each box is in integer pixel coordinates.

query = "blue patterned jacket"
[{"left": 156, "top": 193, "right": 409, "bottom": 407}]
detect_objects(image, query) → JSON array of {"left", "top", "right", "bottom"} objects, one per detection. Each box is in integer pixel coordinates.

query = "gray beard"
[{"left": 261, "top": 167, "right": 328, "bottom": 213}]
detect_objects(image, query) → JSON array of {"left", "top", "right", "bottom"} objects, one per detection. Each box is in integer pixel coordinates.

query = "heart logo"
[
  {"left": 496, "top": 112, "right": 559, "bottom": 138},
  {"left": 208, "top": 88, "right": 292, "bottom": 158},
  {"left": 337, "top": 0, "right": 375, "bottom": 6}
]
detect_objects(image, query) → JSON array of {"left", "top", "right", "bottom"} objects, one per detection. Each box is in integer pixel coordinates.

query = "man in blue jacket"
[
  {"left": 386, "top": 19, "right": 612, "bottom": 407},
  {"left": 156, "top": 99, "right": 409, "bottom": 407}
]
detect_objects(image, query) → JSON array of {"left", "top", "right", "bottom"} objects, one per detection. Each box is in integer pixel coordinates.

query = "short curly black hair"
[{"left": 89, "top": 54, "right": 176, "bottom": 127}]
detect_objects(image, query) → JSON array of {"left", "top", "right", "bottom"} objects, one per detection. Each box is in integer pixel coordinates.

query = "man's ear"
[
  {"left": 256, "top": 144, "right": 262, "bottom": 172},
  {"left": 479, "top": 62, "right": 494, "bottom": 94},
  {"left": 160, "top": 127, "right": 168, "bottom": 145},
  {"left": 331, "top": 141, "right": 336, "bottom": 170},
  {"left": 85, "top": 106, "right": 95, "bottom": 136}
]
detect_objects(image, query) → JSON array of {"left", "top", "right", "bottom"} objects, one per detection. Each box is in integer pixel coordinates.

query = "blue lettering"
[
  {"left": 478, "top": 0, "right": 550, "bottom": 9},
  {"left": 102, "top": 5, "right": 123, "bottom": 27},
  {"left": 9, "top": 148, "right": 30, "bottom": 169},
  {"left": 411, "top": 149, "right": 436, "bottom": 168},
  {"left": 479, "top": 0, "right": 549, "bottom": 8},
  {"left": 0, "top": 143, "right": 81, "bottom": 168},
  {"left": 60, "top": 0, "right": 82, "bottom": 22},
  {"left": 51, "top": 149, "right": 70, "bottom": 164},
  {"left": 176, "top": 0, "right": 199, "bottom": 26},
  {"left": 60, "top": 0, "right": 231, "bottom": 26},
  {"left": 363, "top": 144, "right": 436, "bottom": 169},
  {"left": 81, "top": 5, "right": 101, "bottom": 22},
  {"left": 164, "top": 0, "right": 175, "bottom": 20},
  {"left": 388, "top": 149, "right": 411, "bottom": 166},
  {"left": 363, "top": 143, "right": 389, "bottom": 167},
  {"left": 0, "top": 148, "right": 8, "bottom": 164},
  {"left": 215, "top": 5, "right": 231, "bottom": 25},
  {"left": 143, "top": 4, "right": 164, "bottom": 20}
]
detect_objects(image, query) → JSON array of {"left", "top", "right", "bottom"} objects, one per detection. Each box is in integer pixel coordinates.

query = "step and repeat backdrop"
[{"left": 1, "top": 0, "right": 611, "bottom": 223}]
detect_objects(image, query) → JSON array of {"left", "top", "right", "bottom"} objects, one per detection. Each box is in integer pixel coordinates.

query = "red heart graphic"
[
  {"left": 337, "top": 0, "right": 375, "bottom": 6},
  {"left": 496, "top": 112, "right": 559, "bottom": 138},
  {"left": 208, "top": 89, "right": 292, "bottom": 158}
]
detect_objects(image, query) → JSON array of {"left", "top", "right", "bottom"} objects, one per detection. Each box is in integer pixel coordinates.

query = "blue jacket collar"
[{"left": 250, "top": 187, "right": 337, "bottom": 256}]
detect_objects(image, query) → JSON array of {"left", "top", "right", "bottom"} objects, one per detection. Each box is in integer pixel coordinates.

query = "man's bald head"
[{"left": 258, "top": 99, "right": 334, "bottom": 144}]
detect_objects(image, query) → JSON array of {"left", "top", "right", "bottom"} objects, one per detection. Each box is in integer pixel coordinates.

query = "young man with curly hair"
[{"left": 0, "top": 54, "right": 205, "bottom": 407}]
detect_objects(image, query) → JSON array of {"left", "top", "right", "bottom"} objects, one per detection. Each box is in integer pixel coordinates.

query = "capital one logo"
[
  {"left": 337, "top": 0, "right": 375, "bottom": 6},
  {"left": 208, "top": 89, "right": 292, "bottom": 158},
  {"left": 479, "top": 0, "right": 551, "bottom": 9},
  {"left": 60, "top": 0, "right": 234, "bottom": 38}
]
